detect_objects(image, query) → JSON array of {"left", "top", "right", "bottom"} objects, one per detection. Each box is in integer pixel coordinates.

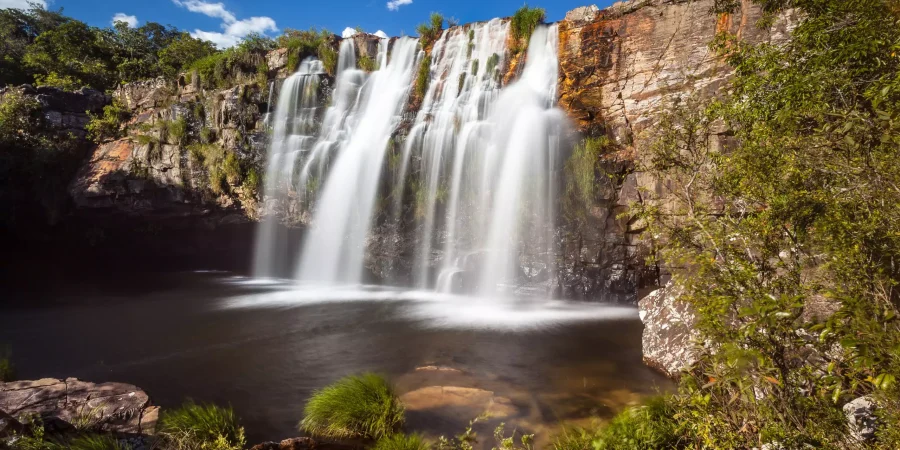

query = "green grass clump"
[
  {"left": 510, "top": 5, "right": 546, "bottom": 51},
  {"left": 415, "top": 55, "right": 431, "bottom": 100},
  {"left": 158, "top": 402, "right": 245, "bottom": 450},
  {"left": 591, "top": 396, "right": 680, "bottom": 450},
  {"left": 358, "top": 55, "right": 377, "bottom": 72},
  {"left": 299, "top": 373, "right": 405, "bottom": 440},
  {"left": 373, "top": 433, "right": 428, "bottom": 450},
  {"left": 66, "top": 434, "right": 129, "bottom": 450},
  {"left": 416, "top": 13, "right": 444, "bottom": 49}
]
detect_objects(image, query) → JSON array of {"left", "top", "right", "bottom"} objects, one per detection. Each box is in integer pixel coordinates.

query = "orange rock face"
[{"left": 557, "top": 0, "right": 794, "bottom": 145}]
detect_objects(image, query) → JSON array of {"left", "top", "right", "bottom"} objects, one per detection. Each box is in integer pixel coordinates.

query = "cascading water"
[
  {"left": 253, "top": 58, "right": 325, "bottom": 277},
  {"left": 254, "top": 23, "right": 568, "bottom": 298},
  {"left": 295, "top": 38, "right": 420, "bottom": 284}
]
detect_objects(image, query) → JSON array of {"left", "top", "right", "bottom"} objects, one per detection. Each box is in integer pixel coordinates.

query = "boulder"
[
  {"left": 843, "top": 396, "right": 877, "bottom": 443},
  {"left": 0, "top": 378, "right": 157, "bottom": 435},
  {"left": 638, "top": 282, "right": 699, "bottom": 378}
]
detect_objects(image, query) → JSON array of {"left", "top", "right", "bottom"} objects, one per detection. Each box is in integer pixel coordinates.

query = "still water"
[{"left": 1, "top": 272, "right": 670, "bottom": 444}]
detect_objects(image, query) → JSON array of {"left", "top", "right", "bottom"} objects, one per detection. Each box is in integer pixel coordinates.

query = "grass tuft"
[
  {"left": 510, "top": 5, "right": 546, "bottom": 52},
  {"left": 373, "top": 433, "right": 429, "bottom": 450},
  {"left": 299, "top": 373, "right": 405, "bottom": 440},
  {"left": 67, "top": 434, "right": 129, "bottom": 450},
  {"left": 158, "top": 401, "right": 245, "bottom": 450}
]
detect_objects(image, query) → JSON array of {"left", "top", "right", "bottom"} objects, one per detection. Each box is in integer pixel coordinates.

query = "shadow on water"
[{"left": 0, "top": 272, "right": 672, "bottom": 445}]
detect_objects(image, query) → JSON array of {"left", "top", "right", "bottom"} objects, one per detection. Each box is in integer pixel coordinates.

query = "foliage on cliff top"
[
  {"left": 189, "top": 34, "right": 275, "bottom": 89},
  {"left": 628, "top": 0, "right": 900, "bottom": 447},
  {"left": 1, "top": 4, "right": 217, "bottom": 92},
  {"left": 299, "top": 373, "right": 405, "bottom": 440},
  {"left": 416, "top": 13, "right": 445, "bottom": 51},
  {"left": 276, "top": 27, "right": 336, "bottom": 74},
  {"left": 159, "top": 402, "right": 245, "bottom": 450},
  {"left": 510, "top": 6, "right": 545, "bottom": 52}
]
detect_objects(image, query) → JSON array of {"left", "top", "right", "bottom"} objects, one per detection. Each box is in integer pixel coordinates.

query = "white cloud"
[
  {"left": 173, "top": 0, "right": 278, "bottom": 48},
  {"left": 341, "top": 27, "right": 358, "bottom": 38},
  {"left": 111, "top": 13, "right": 139, "bottom": 28},
  {"left": 224, "top": 16, "right": 277, "bottom": 36},
  {"left": 386, "top": 0, "right": 412, "bottom": 11},
  {"left": 173, "top": 0, "right": 236, "bottom": 23},
  {"left": 374, "top": 30, "right": 388, "bottom": 39},
  {"left": 190, "top": 30, "right": 240, "bottom": 48},
  {"left": 0, "top": 0, "right": 46, "bottom": 8}
]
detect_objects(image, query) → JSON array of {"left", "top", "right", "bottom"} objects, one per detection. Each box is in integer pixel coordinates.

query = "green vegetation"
[
  {"left": 66, "top": 434, "right": 129, "bottom": 450},
  {"left": 242, "top": 167, "right": 261, "bottom": 196},
  {"left": 373, "top": 433, "right": 429, "bottom": 450},
  {"left": 563, "top": 136, "right": 611, "bottom": 220},
  {"left": 318, "top": 43, "right": 339, "bottom": 77},
  {"left": 620, "top": 0, "right": 900, "bottom": 447},
  {"left": 415, "top": 55, "right": 431, "bottom": 100},
  {"left": 509, "top": 6, "right": 545, "bottom": 52},
  {"left": 0, "top": 90, "right": 86, "bottom": 232},
  {"left": 416, "top": 13, "right": 445, "bottom": 50},
  {"left": 158, "top": 402, "right": 246, "bottom": 450},
  {"left": 470, "top": 60, "right": 479, "bottom": 77},
  {"left": 299, "top": 373, "right": 405, "bottom": 440},
  {"left": 189, "top": 34, "right": 275, "bottom": 89},
  {"left": 485, "top": 53, "right": 500, "bottom": 82},
  {"left": 1, "top": 4, "right": 217, "bottom": 91},
  {"left": 276, "top": 27, "right": 334, "bottom": 73},
  {"left": 0, "top": 345, "right": 14, "bottom": 381},
  {"left": 553, "top": 396, "right": 679, "bottom": 450},
  {"left": 358, "top": 54, "right": 377, "bottom": 72},
  {"left": 167, "top": 117, "right": 188, "bottom": 145},
  {"left": 86, "top": 100, "right": 129, "bottom": 143},
  {"left": 188, "top": 143, "right": 234, "bottom": 195}
]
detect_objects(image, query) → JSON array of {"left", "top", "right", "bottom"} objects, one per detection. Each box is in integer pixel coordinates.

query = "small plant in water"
[{"left": 299, "top": 373, "right": 404, "bottom": 440}]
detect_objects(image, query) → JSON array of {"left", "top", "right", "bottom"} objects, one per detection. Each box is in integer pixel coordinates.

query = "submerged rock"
[
  {"left": 638, "top": 282, "right": 699, "bottom": 378},
  {"left": 0, "top": 378, "right": 158, "bottom": 435}
]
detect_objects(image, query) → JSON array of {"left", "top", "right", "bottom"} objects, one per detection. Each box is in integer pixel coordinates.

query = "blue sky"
[{"left": 3, "top": 0, "right": 615, "bottom": 47}]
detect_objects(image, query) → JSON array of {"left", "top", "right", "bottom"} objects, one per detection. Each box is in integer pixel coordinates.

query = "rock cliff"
[{"left": 554, "top": 0, "right": 796, "bottom": 301}]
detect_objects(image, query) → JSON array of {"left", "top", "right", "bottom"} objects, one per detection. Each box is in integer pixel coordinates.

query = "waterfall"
[
  {"left": 253, "top": 58, "right": 325, "bottom": 278},
  {"left": 253, "top": 24, "right": 568, "bottom": 298},
  {"left": 295, "top": 37, "right": 421, "bottom": 284}
]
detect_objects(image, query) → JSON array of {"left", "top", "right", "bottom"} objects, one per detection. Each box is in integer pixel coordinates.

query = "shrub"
[
  {"left": 299, "top": 373, "right": 405, "bottom": 440},
  {"left": 373, "top": 433, "right": 428, "bottom": 450},
  {"left": 318, "top": 42, "right": 338, "bottom": 76},
  {"left": 158, "top": 402, "right": 245, "bottom": 450},
  {"left": 510, "top": 6, "right": 546, "bottom": 52},
  {"left": 167, "top": 117, "right": 188, "bottom": 145},
  {"left": 242, "top": 167, "right": 261, "bottom": 195},
  {"left": 358, "top": 55, "right": 376, "bottom": 72},
  {"left": 86, "top": 101, "right": 129, "bottom": 143},
  {"left": 415, "top": 55, "right": 431, "bottom": 99},
  {"left": 416, "top": 13, "right": 444, "bottom": 50}
]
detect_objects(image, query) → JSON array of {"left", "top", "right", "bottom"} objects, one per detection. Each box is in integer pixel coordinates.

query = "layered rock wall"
[{"left": 554, "top": 0, "right": 795, "bottom": 301}]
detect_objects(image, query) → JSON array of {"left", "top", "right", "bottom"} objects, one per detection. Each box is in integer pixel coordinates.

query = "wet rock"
[
  {"left": 638, "top": 282, "right": 699, "bottom": 378},
  {"left": 843, "top": 396, "right": 877, "bottom": 443},
  {"left": 0, "top": 378, "right": 157, "bottom": 435},
  {"left": 401, "top": 386, "right": 519, "bottom": 424}
]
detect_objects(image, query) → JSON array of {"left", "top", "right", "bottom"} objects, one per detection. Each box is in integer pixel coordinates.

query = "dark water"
[{"left": 0, "top": 272, "right": 670, "bottom": 443}]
